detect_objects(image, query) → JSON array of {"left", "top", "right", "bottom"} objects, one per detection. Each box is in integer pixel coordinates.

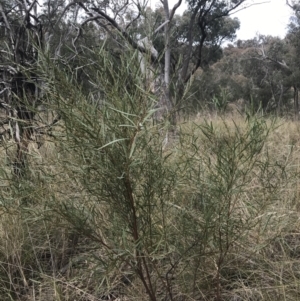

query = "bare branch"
[
  {"left": 0, "top": 101, "right": 13, "bottom": 110},
  {"left": 229, "top": 1, "right": 270, "bottom": 16},
  {"left": 0, "top": 119, "right": 10, "bottom": 127},
  {"left": 113, "top": 0, "right": 129, "bottom": 21},
  {"left": 15, "top": 121, "right": 20, "bottom": 143},
  {"left": 169, "top": 0, "right": 182, "bottom": 21},
  {"left": 264, "top": 56, "right": 291, "bottom": 72},
  {"left": 0, "top": 4, "right": 15, "bottom": 47},
  {"left": 286, "top": 0, "right": 293, "bottom": 9},
  {"left": 91, "top": 6, "right": 124, "bottom": 29},
  {"left": 55, "top": 1, "right": 78, "bottom": 27},
  {"left": 0, "top": 65, "right": 18, "bottom": 74},
  {"left": 154, "top": 20, "right": 170, "bottom": 34},
  {"left": 88, "top": 6, "right": 158, "bottom": 62},
  {"left": 27, "top": 0, "right": 38, "bottom": 14},
  {"left": 72, "top": 15, "right": 104, "bottom": 46},
  {"left": 0, "top": 88, "right": 9, "bottom": 96},
  {"left": 125, "top": 11, "right": 141, "bottom": 30}
]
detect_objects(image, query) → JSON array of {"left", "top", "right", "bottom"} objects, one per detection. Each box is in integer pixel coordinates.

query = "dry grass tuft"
[{"left": 1, "top": 113, "right": 300, "bottom": 300}]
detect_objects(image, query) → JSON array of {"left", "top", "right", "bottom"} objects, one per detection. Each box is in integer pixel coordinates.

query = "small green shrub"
[{"left": 0, "top": 42, "right": 297, "bottom": 301}]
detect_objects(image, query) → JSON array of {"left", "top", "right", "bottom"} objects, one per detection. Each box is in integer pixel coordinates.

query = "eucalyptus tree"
[
  {"left": 285, "top": 2, "right": 300, "bottom": 118},
  {"left": 0, "top": 0, "right": 45, "bottom": 177},
  {"left": 0, "top": 0, "right": 89, "bottom": 177},
  {"left": 286, "top": 0, "right": 300, "bottom": 13},
  {"left": 251, "top": 4, "right": 300, "bottom": 118},
  {"left": 249, "top": 36, "right": 292, "bottom": 114},
  {"left": 59, "top": 0, "right": 252, "bottom": 120},
  {"left": 128, "top": 4, "right": 240, "bottom": 113}
]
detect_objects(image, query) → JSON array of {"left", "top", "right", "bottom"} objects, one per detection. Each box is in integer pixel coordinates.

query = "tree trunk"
[
  {"left": 163, "top": 1, "right": 172, "bottom": 118},
  {"left": 162, "top": 0, "right": 180, "bottom": 129},
  {"left": 11, "top": 72, "right": 37, "bottom": 178},
  {"left": 277, "top": 82, "right": 283, "bottom": 116},
  {"left": 294, "top": 85, "right": 299, "bottom": 121}
]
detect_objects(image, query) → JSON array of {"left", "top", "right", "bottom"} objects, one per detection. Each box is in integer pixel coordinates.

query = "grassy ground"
[{"left": 1, "top": 113, "right": 300, "bottom": 300}]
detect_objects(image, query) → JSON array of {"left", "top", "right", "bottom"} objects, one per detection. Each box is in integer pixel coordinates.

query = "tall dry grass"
[
  {"left": 0, "top": 112, "right": 300, "bottom": 300},
  {"left": 1, "top": 43, "right": 300, "bottom": 300}
]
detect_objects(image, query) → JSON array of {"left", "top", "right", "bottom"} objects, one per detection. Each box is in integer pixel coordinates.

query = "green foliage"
[
  {"left": 0, "top": 32, "right": 299, "bottom": 301},
  {"left": 174, "top": 116, "right": 285, "bottom": 299},
  {"left": 22, "top": 45, "right": 289, "bottom": 300},
  {"left": 1, "top": 1, "right": 300, "bottom": 300},
  {"left": 42, "top": 46, "right": 177, "bottom": 300},
  {"left": 211, "top": 87, "right": 231, "bottom": 113}
]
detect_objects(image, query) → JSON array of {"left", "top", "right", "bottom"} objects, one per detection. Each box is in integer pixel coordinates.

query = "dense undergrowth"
[{"left": 1, "top": 48, "right": 300, "bottom": 301}]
